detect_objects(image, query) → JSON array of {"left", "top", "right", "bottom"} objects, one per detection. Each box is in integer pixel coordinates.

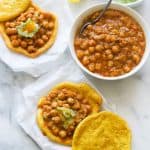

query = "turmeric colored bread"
[
  {"left": 0, "top": 0, "right": 31, "bottom": 22},
  {"left": 37, "top": 82, "right": 102, "bottom": 145},
  {"left": 72, "top": 111, "right": 131, "bottom": 150},
  {"left": 0, "top": 3, "right": 58, "bottom": 58}
]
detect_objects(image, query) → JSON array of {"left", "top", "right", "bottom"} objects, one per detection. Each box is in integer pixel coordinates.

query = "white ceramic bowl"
[
  {"left": 69, "top": 3, "right": 150, "bottom": 80},
  {"left": 114, "top": 0, "right": 144, "bottom": 8}
]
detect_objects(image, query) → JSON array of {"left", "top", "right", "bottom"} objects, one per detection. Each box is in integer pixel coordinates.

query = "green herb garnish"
[
  {"left": 57, "top": 107, "right": 76, "bottom": 128},
  {"left": 16, "top": 18, "right": 39, "bottom": 38}
]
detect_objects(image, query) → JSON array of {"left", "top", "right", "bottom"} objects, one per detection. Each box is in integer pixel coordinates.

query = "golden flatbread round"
[
  {"left": 72, "top": 111, "right": 131, "bottom": 150},
  {"left": 0, "top": 0, "right": 31, "bottom": 22},
  {"left": 0, "top": 3, "right": 58, "bottom": 58},
  {"left": 37, "top": 82, "right": 102, "bottom": 145}
]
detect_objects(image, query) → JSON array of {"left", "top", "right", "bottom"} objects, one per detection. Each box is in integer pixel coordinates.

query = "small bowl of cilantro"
[{"left": 114, "top": 0, "right": 144, "bottom": 7}]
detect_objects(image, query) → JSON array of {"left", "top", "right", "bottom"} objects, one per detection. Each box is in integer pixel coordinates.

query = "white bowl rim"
[{"left": 69, "top": 2, "right": 150, "bottom": 80}]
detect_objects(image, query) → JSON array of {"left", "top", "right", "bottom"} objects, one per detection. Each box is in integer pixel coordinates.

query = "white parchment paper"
[
  {"left": 17, "top": 51, "right": 114, "bottom": 150},
  {"left": 0, "top": 0, "right": 72, "bottom": 77}
]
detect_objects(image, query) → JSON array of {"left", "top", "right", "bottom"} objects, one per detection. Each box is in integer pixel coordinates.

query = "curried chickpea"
[
  {"left": 21, "top": 41, "right": 27, "bottom": 48},
  {"left": 39, "top": 14, "right": 44, "bottom": 21},
  {"left": 95, "top": 63, "right": 101, "bottom": 71},
  {"left": 27, "top": 46, "right": 36, "bottom": 53},
  {"left": 84, "top": 50, "right": 90, "bottom": 56},
  {"left": 57, "top": 100, "right": 64, "bottom": 107},
  {"left": 42, "top": 21, "right": 49, "bottom": 28},
  {"left": 108, "top": 61, "right": 114, "bottom": 67},
  {"left": 67, "top": 125, "right": 75, "bottom": 132},
  {"left": 76, "top": 50, "right": 84, "bottom": 59},
  {"left": 5, "top": 22, "right": 10, "bottom": 27},
  {"left": 105, "top": 49, "right": 111, "bottom": 55},
  {"left": 49, "top": 109, "right": 58, "bottom": 117},
  {"left": 52, "top": 126, "right": 59, "bottom": 136},
  {"left": 63, "top": 103, "right": 70, "bottom": 108},
  {"left": 10, "top": 35, "right": 17, "bottom": 40},
  {"left": 11, "top": 40, "right": 20, "bottom": 47},
  {"left": 95, "top": 53, "right": 101, "bottom": 59},
  {"left": 95, "top": 44, "right": 103, "bottom": 52},
  {"left": 87, "top": 24, "right": 93, "bottom": 30},
  {"left": 110, "top": 35, "right": 116, "bottom": 42},
  {"left": 48, "top": 22, "right": 54, "bottom": 29},
  {"left": 88, "top": 47, "right": 95, "bottom": 53},
  {"left": 26, "top": 13, "right": 33, "bottom": 18},
  {"left": 89, "top": 55, "right": 96, "bottom": 63},
  {"left": 98, "top": 34, "right": 106, "bottom": 40},
  {"left": 46, "top": 31, "right": 52, "bottom": 37},
  {"left": 85, "top": 105, "right": 91, "bottom": 112},
  {"left": 82, "top": 56, "right": 90, "bottom": 65},
  {"left": 123, "top": 65, "right": 131, "bottom": 73},
  {"left": 80, "top": 41, "right": 88, "bottom": 49},
  {"left": 112, "top": 45, "right": 120, "bottom": 53},
  {"left": 76, "top": 94, "right": 83, "bottom": 101},
  {"left": 107, "top": 54, "right": 114, "bottom": 60},
  {"left": 42, "top": 111, "right": 49, "bottom": 120},
  {"left": 6, "top": 28, "right": 17, "bottom": 35},
  {"left": 132, "top": 54, "right": 140, "bottom": 64},
  {"left": 67, "top": 98, "right": 75, "bottom": 105},
  {"left": 9, "top": 22, "right": 16, "bottom": 28},
  {"left": 59, "top": 130, "right": 67, "bottom": 138},
  {"left": 47, "top": 121, "right": 53, "bottom": 128},
  {"left": 42, "top": 35, "right": 49, "bottom": 42},
  {"left": 58, "top": 92, "right": 65, "bottom": 100},
  {"left": 82, "top": 99, "right": 88, "bottom": 104},
  {"left": 72, "top": 102, "right": 80, "bottom": 110},
  {"left": 74, "top": 38, "right": 82, "bottom": 47},
  {"left": 105, "top": 35, "right": 112, "bottom": 42},
  {"left": 51, "top": 101, "right": 58, "bottom": 108},
  {"left": 52, "top": 116, "right": 61, "bottom": 124},
  {"left": 36, "top": 39, "right": 44, "bottom": 47},
  {"left": 88, "top": 39, "right": 96, "bottom": 46},
  {"left": 88, "top": 63, "right": 95, "bottom": 72},
  {"left": 43, "top": 12, "right": 51, "bottom": 19},
  {"left": 50, "top": 90, "right": 57, "bottom": 98},
  {"left": 43, "top": 105, "right": 52, "bottom": 111},
  {"left": 39, "top": 28, "right": 45, "bottom": 35}
]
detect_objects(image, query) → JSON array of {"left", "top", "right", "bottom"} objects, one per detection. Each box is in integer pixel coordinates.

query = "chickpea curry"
[
  {"left": 37, "top": 82, "right": 102, "bottom": 145},
  {"left": 74, "top": 9, "right": 145, "bottom": 77},
  {"left": 0, "top": 3, "right": 58, "bottom": 57}
]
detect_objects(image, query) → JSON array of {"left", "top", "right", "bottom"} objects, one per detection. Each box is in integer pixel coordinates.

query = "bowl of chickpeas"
[{"left": 69, "top": 3, "right": 150, "bottom": 80}]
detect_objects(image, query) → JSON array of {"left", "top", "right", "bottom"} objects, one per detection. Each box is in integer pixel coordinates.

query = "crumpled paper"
[
  {"left": 0, "top": 0, "right": 72, "bottom": 77},
  {"left": 17, "top": 51, "right": 114, "bottom": 150}
]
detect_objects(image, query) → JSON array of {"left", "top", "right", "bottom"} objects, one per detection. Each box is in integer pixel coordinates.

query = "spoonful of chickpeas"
[{"left": 80, "top": 0, "right": 112, "bottom": 35}]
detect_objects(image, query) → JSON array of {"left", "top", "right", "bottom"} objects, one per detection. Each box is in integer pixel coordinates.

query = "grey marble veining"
[
  {"left": 0, "top": 61, "right": 39, "bottom": 150},
  {"left": 0, "top": 0, "right": 150, "bottom": 149}
]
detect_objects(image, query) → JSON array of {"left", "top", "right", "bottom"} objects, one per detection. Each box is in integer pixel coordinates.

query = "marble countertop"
[{"left": 0, "top": 0, "right": 150, "bottom": 150}]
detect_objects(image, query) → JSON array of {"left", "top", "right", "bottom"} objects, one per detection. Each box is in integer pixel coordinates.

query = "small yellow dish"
[{"left": 68, "top": 0, "right": 80, "bottom": 3}]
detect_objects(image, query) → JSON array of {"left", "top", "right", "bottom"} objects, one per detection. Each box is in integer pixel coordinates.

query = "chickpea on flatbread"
[
  {"left": 0, "top": 0, "right": 31, "bottom": 22},
  {"left": 72, "top": 111, "right": 131, "bottom": 150},
  {"left": 0, "top": 3, "right": 58, "bottom": 58},
  {"left": 36, "top": 82, "right": 102, "bottom": 145}
]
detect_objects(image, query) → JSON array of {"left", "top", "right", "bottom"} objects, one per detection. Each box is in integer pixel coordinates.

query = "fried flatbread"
[
  {"left": 37, "top": 82, "right": 102, "bottom": 145},
  {"left": 0, "top": 0, "right": 31, "bottom": 22},
  {"left": 0, "top": 3, "right": 58, "bottom": 58},
  {"left": 72, "top": 111, "right": 131, "bottom": 150}
]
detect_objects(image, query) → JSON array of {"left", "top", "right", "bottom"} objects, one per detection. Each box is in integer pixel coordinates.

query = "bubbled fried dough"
[
  {"left": 72, "top": 111, "right": 131, "bottom": 150},
  {"left": 0, "top": 3, "right": 58, "bottom": 58}
]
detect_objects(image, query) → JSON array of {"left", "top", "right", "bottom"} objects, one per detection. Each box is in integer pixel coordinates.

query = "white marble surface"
[{"left": 0, "top": 0, "right": 150, "bottom": 149}]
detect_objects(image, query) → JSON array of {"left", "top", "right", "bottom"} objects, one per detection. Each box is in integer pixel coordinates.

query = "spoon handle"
[{"left": 92, "top": 0, "right": 112, "bottom": 24}]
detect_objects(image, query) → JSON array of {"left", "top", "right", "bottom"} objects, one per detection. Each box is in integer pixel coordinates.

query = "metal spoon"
[{"left": 79, "top": 0, "right": 112, "bottom": 35}]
